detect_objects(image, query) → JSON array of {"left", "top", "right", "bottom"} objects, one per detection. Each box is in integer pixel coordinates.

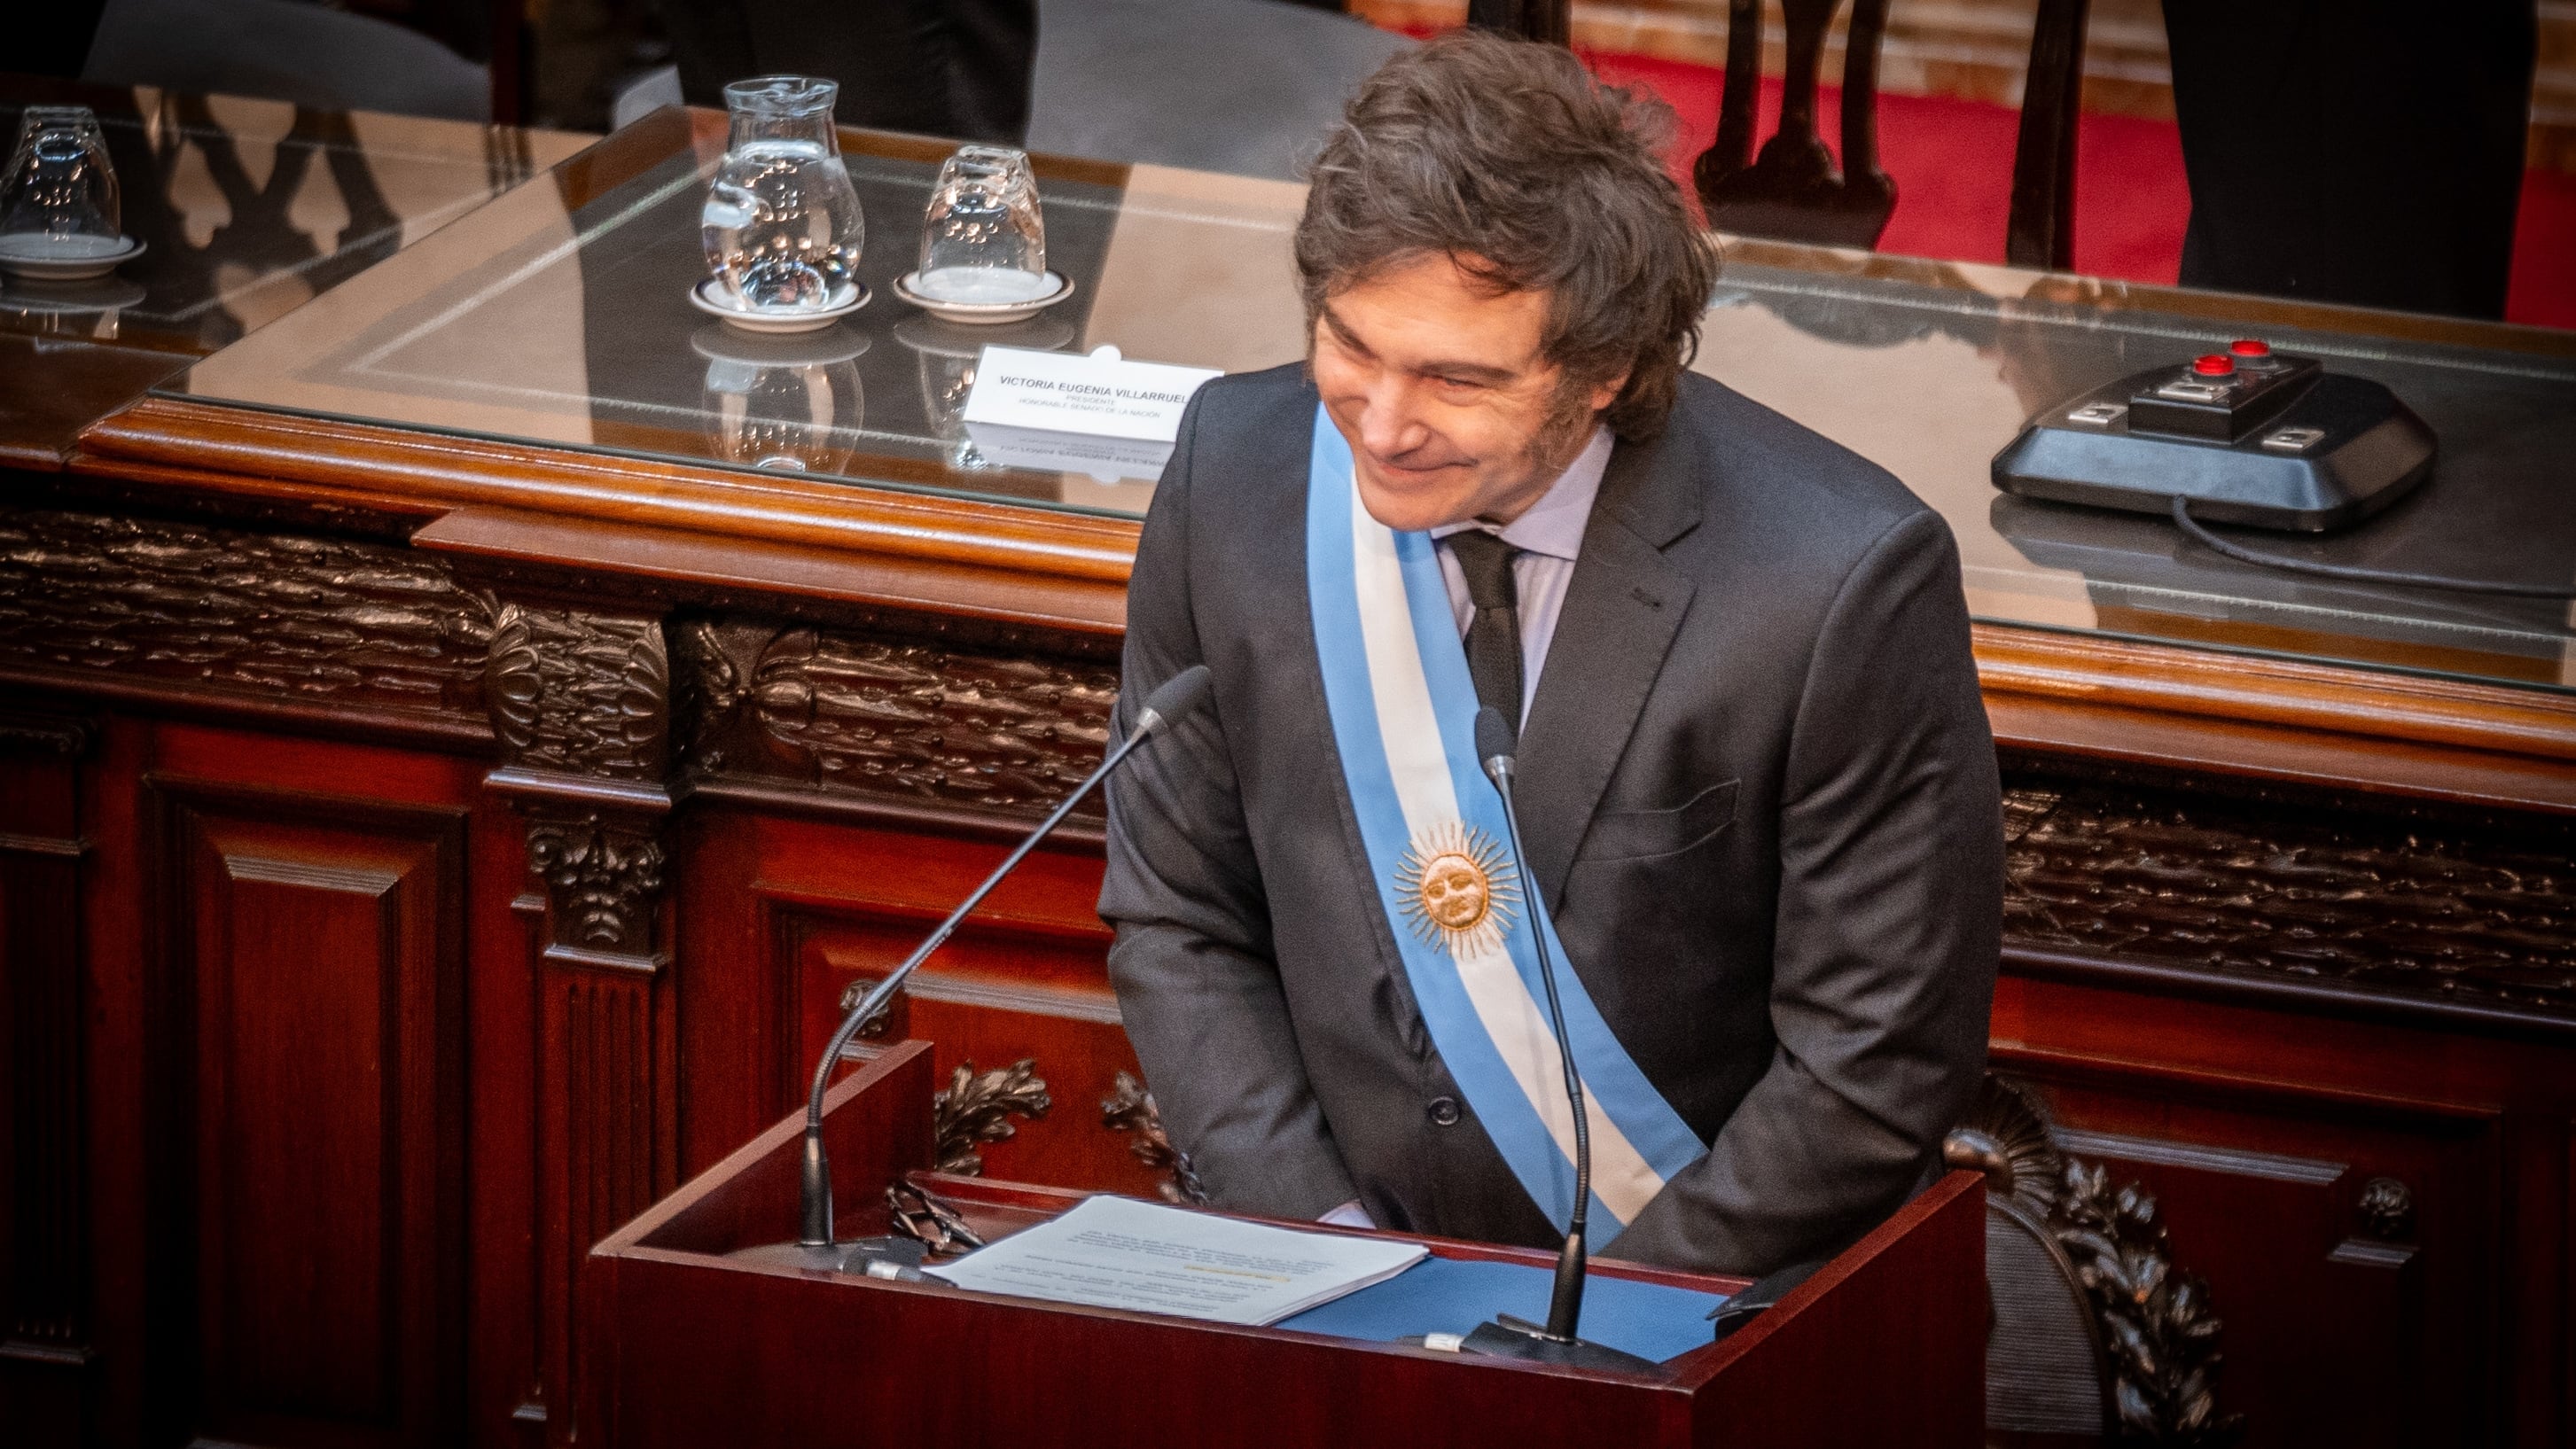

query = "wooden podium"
[{"left": 582, "top": 1042, "right": 1984, "bottom": 1448}]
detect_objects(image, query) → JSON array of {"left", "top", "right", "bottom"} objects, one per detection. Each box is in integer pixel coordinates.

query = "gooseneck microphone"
[
  {"left": 1463, "top": 705, "right": 1655, "bottom": 1373},
  {"left": 777, "top": 665, "right": 1214, "bottom": 1269}
]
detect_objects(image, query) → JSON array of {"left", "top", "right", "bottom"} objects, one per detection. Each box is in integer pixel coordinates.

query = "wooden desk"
[{"left": 2, "top": 96, "right": 2570, "bottom": 1449}]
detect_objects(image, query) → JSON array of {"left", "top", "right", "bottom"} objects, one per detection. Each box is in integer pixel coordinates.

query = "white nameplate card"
[
  {"left": 924, "top": 1194, "right": 1427, "bottom": 1327},
  {"left": 963, "top": 344, "right": 1221, "bottom": 443}
]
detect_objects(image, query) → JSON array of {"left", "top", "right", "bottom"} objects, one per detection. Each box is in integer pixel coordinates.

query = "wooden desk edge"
[{"left": 66, "top": 394, "right": 2576, "bottom": 806}]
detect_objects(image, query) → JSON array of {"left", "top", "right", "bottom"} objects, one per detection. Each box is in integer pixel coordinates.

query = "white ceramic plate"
[
  {"left": 689, "top": 277, "right": 870, "bottom": 333},
  {"left": 0, "top": 234, "right": 147, "bottom": 281},
  {"left": 894, "top": 269, "right": 1075, "bottom": 325}
]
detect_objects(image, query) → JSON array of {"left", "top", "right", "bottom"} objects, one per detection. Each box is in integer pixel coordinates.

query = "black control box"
[{"left": 1990, "top": 339, "right": 2436, "bottom": 533}]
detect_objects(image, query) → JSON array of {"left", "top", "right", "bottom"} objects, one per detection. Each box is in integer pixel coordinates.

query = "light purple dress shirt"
[{"left": 1428, "top": 425, "right": 1614, "bottom": 721}]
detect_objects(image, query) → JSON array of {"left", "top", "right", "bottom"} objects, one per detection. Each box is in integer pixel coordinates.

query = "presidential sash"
[{"left": 1304, "top": 405, "right": 1703, "bottom": 1238}]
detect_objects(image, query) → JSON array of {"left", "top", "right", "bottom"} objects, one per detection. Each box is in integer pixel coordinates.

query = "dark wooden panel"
[
  {"left": 536, "top": 956, "right": 666, "bottom": 1449},
  {"left": 155, "top": 780, "right": 467, "bottom": 1449},
  {"left": 2000, "top": 1057, "right": 2502, "bottom": 1449},
  {"left": 674, "top": 808, "right": 1148, "bottom": 1197},
  {"left": 0, "top": 714, "right": 97, "bottom": 1441},
  {"left": 777, "top": 909, "right": 1158, "bottom": 1196}
]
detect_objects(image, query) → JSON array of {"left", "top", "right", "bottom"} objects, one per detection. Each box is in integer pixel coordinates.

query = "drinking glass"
[
  {"left": 700, "top": 77, "right": 865, "bottom": 313},
  {"left": 0, "top": 107, "right": 124, "bottom": 263},
  {"left": 913, "top": 144, "right": 1049, "bottom": 305}
]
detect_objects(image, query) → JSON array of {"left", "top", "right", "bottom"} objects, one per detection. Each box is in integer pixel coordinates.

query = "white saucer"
[
  {"left": 0, "top": 234, "right": 147, "bottom": 282},
  {"left": 689, "top": 277, "right": 870, "bottom": 333},
  {"left": 2, "top": 275, "right": 147, "bottom": 315},
  {"left": 894, "top": 269, "right": 1074, "bottom": 325},
  {"left": 689, "top": 322, "right": 870, "bottom": 368}
]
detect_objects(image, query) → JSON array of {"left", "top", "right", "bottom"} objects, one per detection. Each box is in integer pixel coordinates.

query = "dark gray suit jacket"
[{"left": 1099, "top": 362, "right": 2002, "bottom": 1275}]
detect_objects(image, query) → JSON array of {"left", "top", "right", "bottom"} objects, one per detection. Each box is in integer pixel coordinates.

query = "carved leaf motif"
[
  {"left": 0, "top": 508, "right": 494, "bottom": 714},
  {"left": 932, "top": 1059, "right": 1052, "bottom": 1176},
  {"left": 2056, "top": 1158, "right": 2247, "bottom": 1446},
  {"left": 2002, "top": 779, "right": 2576, "bottom": 1013},
  {"left": 483, "top": 604, "right": 670, "bottom": 778},
  {"left": 696, "top": 625, "right": 1119, "bottom": 814},
  {"left": 1102, "top": 1070, "right": 1210, "bottom": 1205}
]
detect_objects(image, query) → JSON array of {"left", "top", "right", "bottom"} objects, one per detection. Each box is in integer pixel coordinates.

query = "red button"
[
  {"left": 2193, "top": 354, "right": 2236, "bottom": 376},
  {"left": 2229, "top": 339, "right": 2270, "bottom": 356}
]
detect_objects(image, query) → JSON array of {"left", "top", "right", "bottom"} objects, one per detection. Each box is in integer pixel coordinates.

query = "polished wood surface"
[{"left": 581, "top": 1039, "right": 1984, "bottom": 1449}]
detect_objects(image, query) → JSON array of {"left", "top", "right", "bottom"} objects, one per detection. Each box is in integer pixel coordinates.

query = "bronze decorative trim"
[
  {"left": 2001, "top": 780, "right": 2576, "bottom": 1015},
  {"left": 1102, "top": 1071, "right": 1210, "bottom": 1206},
  {"left": 487, "top": 604, "right": 670, "bottom": 780},
  {"left": 931, "top": 1059, "right": 1052, "bottom": 1176},
  {"left": 681, "top": 619, "right": 1116, "bottom": 815},
  {"left": 526, "top": 812, "right": 667, "bottom": 968},
  {"left": 0, "top": 506, "right": 495, "bottom": 720},
  {"left": 1948, "top": 1076, "right": 2245, "bottom": 1446}
]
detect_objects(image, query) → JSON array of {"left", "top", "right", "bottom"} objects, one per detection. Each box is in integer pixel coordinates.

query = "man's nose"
[{"left": 1354, "top": 377, "right": 1431, "bottom": 459}]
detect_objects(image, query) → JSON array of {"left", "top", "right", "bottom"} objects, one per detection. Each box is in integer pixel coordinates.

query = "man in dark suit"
[{"left": 1099, "top": 32, "right": 2001, "bottom": 1277}]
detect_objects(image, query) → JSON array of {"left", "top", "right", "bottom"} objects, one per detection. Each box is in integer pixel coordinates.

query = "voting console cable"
[{"left": 2171, "top": 496, "right": 2576, "bottom": 599}]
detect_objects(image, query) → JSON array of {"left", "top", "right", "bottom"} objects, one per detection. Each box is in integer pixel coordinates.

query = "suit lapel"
[{"left": 1512, "top": 429, "right": 1701, "bottom": 911}]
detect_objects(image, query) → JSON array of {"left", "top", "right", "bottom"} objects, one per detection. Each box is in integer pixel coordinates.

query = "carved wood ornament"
[
  {"left": 1948, "top": 1077, "right": 2246, "bottom": 1446},
  {"left": 524, "top": 814, "right": 668, "bottom": 963},
  {"left": 683, "top": 620, "right": 1116, "bottom": 814},
  {"left": 0, "top": 506, "right": 496, "bottom": 717},
  {"left": 1102, "top": 1071, "right": 1210, "bottom": 1206},
  {"left": 932, "top": 1059, "right": 1054, "bottom": 1177}
]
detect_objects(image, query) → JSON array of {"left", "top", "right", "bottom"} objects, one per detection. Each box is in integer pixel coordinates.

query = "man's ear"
[{"left": 1587, "top": 370, "right": 1631, "bottom": 413}]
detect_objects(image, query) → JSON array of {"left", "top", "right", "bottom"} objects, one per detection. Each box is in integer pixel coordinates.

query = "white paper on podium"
[{"left": 924, "top": 1195, "right": 1428, "bottom": 1327}]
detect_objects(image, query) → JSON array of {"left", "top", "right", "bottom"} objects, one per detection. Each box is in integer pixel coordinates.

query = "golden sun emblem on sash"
[{"left": 1394, "top": 821, "right": 1520, "bottom": 960}]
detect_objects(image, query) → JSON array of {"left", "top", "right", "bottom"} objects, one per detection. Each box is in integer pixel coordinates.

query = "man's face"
[{"left": 1311, "top": 253, "right": 1625, "bottom": 533}]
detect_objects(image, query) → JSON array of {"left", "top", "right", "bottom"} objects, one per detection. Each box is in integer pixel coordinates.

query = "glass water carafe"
[{"left": 700, "top": 77, "right": 865, "bottom": 313}]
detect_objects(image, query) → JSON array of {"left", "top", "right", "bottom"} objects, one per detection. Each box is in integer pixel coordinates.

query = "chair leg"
[{"left": 2007, "top": 0, "right": 2091, "bottom": 270}]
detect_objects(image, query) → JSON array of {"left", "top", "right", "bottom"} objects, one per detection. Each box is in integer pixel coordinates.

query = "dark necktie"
[{"left": 1446, "top": 530, "right": 1524, "bottom": 729}]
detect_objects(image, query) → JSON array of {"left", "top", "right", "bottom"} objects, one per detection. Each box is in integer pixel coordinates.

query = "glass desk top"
[
  {"left": 160, "top": 107, "right": 2576, "bottom": 693},
  {"left": 0, "top": 78, "right": 593, "bottom": 356}
]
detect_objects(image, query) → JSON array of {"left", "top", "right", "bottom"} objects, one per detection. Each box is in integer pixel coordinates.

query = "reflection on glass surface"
[
  {"left": 1690, "top": 261, "right": 2576, "bottom": 688},
  {"left": 164, "top": 112, "right": 2573, "bottom": 692},
  {"left": 0, "top": 85, "right": 589, "bottom": 354},
  {"left": 174, "top": 109, "right": 1310, "bottom": 518},
  {"left": 893, "top": 312, "right": 1078, "bottom": 464},
  {"left": 692, "top": 323, "right": 866, "bottom": 473}
]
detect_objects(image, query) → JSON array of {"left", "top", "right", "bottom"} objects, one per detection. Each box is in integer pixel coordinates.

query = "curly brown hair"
[{"left": 1294, "top": 30, "right": 1718, "bottom": 441}]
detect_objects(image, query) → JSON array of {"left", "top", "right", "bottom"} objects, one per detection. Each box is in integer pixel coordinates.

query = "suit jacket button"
[{"left": 1427, "top": 1097, "right": 1462, "bottom": 1127}]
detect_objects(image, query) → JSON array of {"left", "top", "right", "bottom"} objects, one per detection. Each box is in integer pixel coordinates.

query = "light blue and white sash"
[{"left": 1304, "top": 406, "right": 1703, "bottom": 1237}]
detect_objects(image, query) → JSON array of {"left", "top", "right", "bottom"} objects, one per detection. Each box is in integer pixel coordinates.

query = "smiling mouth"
[{"left": 1368, "top": 455, "right": 1469, "bottom": 479}]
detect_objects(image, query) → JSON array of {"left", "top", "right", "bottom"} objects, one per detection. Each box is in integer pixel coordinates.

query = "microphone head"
[
  {"left": 1137, "top": 664, "right": 1214, "bottom": 731},
  {"left": 1474, "top": 705, "right": 1516, "bottom": 770}
]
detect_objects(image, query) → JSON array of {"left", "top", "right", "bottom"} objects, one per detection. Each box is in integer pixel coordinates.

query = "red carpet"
[{"left": 1569, "top": 49, "right": 2576, "bottom": 331}]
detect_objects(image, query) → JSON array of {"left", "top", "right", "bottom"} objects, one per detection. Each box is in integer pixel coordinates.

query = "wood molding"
[
  {"left": 1977, "top": 625, "right": 2576, "bottom": 764},
  {"left": 75, "top": 398, "right": 1144, "bottom": 588},
  {"left": 1979, "top": 626, "right": 2576, "bottom": 813},
  {"left": 63, "top": 404, "right": 2576, "bottom": 813},
  {"left": 0, "top": 504, "right": 497, "bottom": 725}
]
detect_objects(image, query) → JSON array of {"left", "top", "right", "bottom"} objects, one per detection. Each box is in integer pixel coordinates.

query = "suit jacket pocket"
[{"left": 1575, "top": 780, "right": 1738, "bottom": 862}]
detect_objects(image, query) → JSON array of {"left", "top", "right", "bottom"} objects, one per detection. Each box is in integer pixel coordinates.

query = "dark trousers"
[
  {"left": 2162, "top": 0, "right": 2537, "bottom": 320},
  {"left": 658, "top": 0, "right": 1038, "bottom": 144}
]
